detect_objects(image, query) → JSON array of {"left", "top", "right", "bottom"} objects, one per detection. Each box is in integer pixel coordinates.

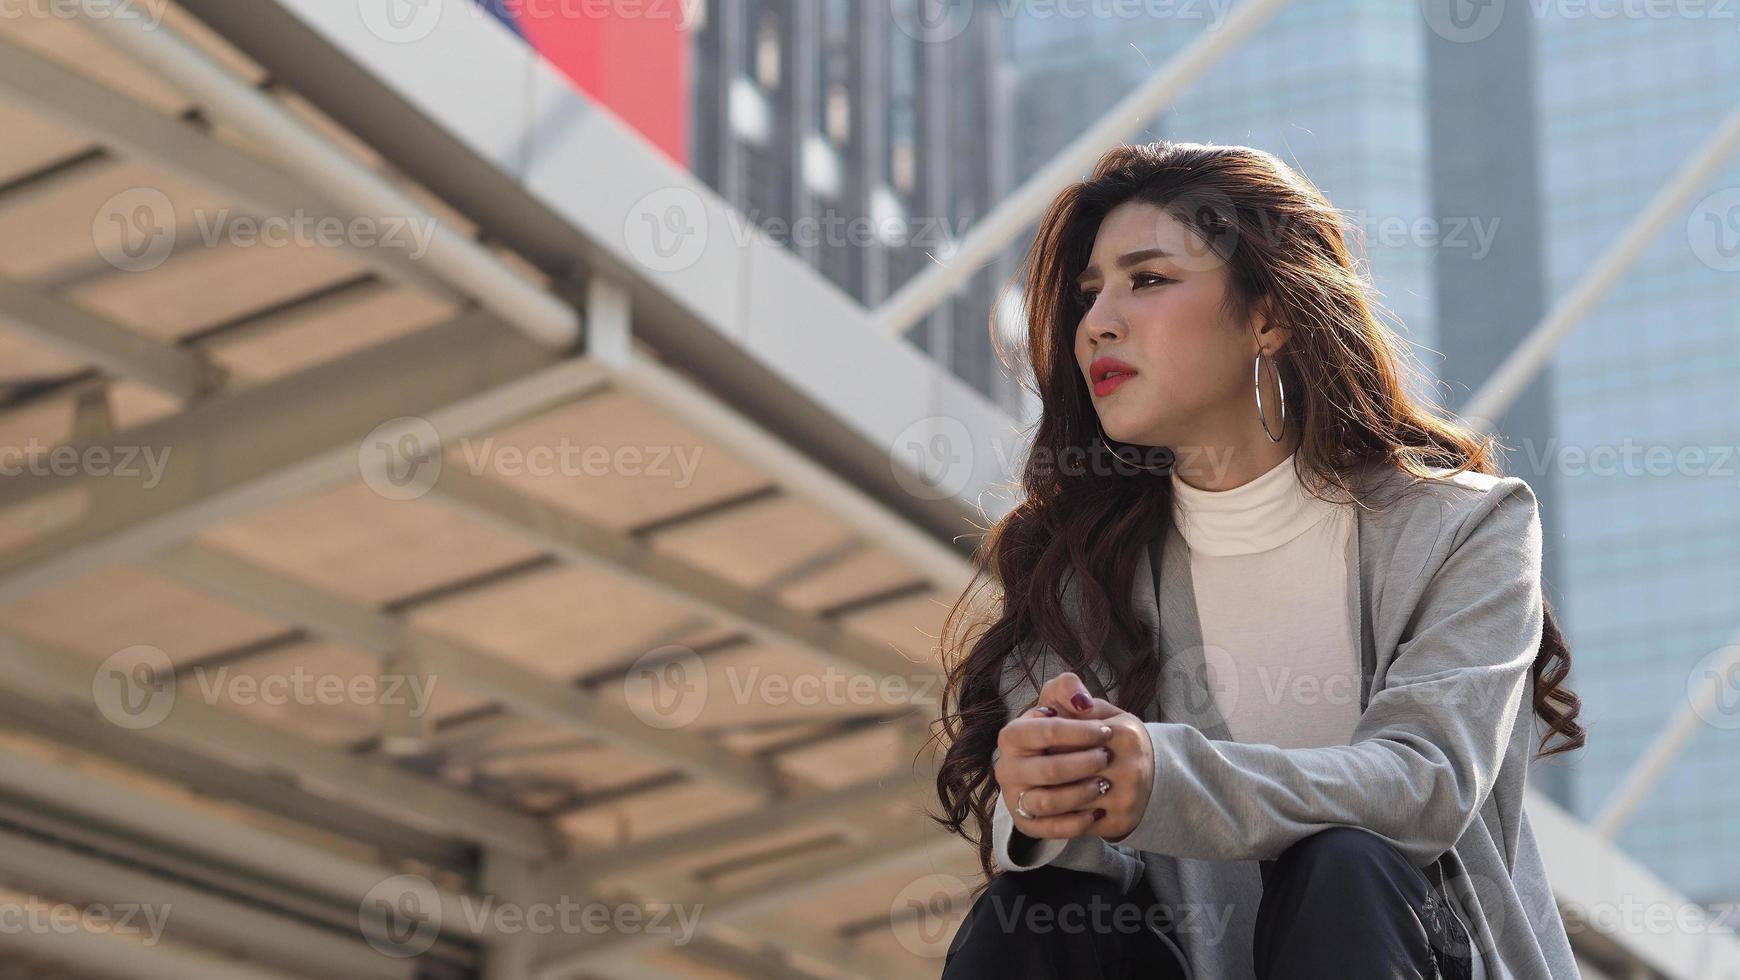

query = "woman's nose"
[{"left": 1084, "top": 305, "right": 1125, "bottom": 342}]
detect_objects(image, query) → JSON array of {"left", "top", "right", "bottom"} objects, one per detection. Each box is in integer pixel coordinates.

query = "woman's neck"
[
  {"left": 1168, "top": 449, "right": 1341, "bottom": 556},
  {"left": 1169, "top": 427, "right": 1302, "bottom": 493}
]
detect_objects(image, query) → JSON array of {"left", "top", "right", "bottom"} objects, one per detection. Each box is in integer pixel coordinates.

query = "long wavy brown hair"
[{"left": 930, "top": 140, "right": 1584, "bottom": 881}]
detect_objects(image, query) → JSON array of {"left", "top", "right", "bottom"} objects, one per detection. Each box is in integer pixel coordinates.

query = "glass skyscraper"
[{"left": 1536, "top": 7, "right": 1740, "bottom": 908}]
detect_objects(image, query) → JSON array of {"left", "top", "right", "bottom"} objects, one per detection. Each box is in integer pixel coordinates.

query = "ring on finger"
[{"left": 1014, "top": 788, "right": 1037, "bottom": 821}]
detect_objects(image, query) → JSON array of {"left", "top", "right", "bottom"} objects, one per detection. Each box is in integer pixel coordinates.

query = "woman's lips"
[{"left": 1093, "top": 372, "right": 1135, "bottom": 397}]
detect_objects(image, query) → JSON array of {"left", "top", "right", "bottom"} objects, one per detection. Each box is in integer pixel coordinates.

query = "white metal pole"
[
  {"left": 875, "top": 0, "right": 1296, "bottom": 337},
  {"left": 1463, "top": 100, "right": 1740, "bottom": 428},
  {"left": 1592, "top": 627, "right": 1740, "bottom": 840}
]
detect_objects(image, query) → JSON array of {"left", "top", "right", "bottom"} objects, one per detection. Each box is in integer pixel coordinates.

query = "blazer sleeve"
[
  {"left": 989, "top": 640, "right": 1147, "bottom": 892},
  {"left": 1105, "top": 477, "right": 1545, "bottom": 868}
]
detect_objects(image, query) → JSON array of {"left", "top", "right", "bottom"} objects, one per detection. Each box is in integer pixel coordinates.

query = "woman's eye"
[{"left": 1076, "top": 275, "right": 1168, "bottom": 309}]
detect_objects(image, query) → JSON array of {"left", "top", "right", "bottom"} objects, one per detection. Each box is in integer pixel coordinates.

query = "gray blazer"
[{"left": 990, "top": 458, "right": 1579, "bottom": 979}]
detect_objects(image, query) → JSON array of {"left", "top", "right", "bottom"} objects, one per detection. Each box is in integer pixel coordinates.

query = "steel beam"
[
  {"left": 0, "top": 275, "right": 224, "bottom": 400},
  {"left": 64, "top": 10, "right": 579, "bottom": 349},
  {"left": 0, "top": 311, "right": 583, "bottom": 604},
  {"left": 0, "top": 628, "right": 560, "bottom": 858},
  {"left": 149, "top": 540, "right": 783, "bottom": 796},
  {"left": 531, "top": 823, "right": 945, "bottom": 979}
]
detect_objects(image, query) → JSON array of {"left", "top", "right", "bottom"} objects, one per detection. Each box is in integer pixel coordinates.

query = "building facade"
[{"left": 688, "top": 0, "right": 1022, "bottom": 415}]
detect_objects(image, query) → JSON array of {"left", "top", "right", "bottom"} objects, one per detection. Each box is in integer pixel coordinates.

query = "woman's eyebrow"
[{"left": 1074, "top": 246, "right": 1173, "bottom": 286}]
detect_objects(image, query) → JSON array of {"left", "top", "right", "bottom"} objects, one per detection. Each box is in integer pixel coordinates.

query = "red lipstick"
[{"left": 1089, "top": 356, "right": 1138, "bottom": 398}]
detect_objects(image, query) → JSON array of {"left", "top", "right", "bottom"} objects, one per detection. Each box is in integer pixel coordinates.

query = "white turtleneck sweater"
[{"left": 1168, "top": 451, "right": 1362, "bottom": 749}]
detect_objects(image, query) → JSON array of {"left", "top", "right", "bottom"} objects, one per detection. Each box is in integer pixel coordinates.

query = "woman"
[{"left": 931, "top": 141, "right": 1584, "bottom": 979}]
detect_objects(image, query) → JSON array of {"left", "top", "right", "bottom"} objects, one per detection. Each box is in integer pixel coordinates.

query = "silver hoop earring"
[
  {"left": 1254, "top": 348, "right": 1285, "bottom": 443},
  {"left": 1096, "top": 421, "right": 1169, "bottom": 472}
]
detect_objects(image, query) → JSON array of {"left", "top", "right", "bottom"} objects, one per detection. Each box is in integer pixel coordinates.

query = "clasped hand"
[{"left": 994, "top": 671, "right": 1154, "bottom": 841}]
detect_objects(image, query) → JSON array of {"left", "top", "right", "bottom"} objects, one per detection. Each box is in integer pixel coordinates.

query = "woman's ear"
[
  {"left": 1252, "top": 298, "right": 1291, "bottom": 355},
  {"left": 1264, "top": 325, "right": 1293, "bottom": 357}
]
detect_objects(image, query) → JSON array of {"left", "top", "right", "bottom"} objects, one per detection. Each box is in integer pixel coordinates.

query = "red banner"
[{"left": 486, "top": 2, "right": 690, "bottom": 167}]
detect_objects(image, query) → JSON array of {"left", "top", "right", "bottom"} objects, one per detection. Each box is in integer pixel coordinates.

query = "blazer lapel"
[{"left": 1132, "top": 518, "right": 1235, "bottom": 737}]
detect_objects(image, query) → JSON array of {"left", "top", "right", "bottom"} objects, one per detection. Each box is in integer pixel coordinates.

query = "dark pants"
[{"left": 942, "top": 827, "right": 1475, "bottom": 979}]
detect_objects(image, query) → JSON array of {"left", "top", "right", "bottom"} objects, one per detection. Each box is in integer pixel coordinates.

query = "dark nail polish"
[
  {"left": 1071, "top": 692, "right": 1092, "bottom": 712},
  {"left": 1093, "top": 808, "right": 1107, "bottom": 820}
]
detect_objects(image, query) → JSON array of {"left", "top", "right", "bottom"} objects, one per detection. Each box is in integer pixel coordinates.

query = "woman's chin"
[{"left": 1101, "top": 420, "right": 1162, "bottom": 447}]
